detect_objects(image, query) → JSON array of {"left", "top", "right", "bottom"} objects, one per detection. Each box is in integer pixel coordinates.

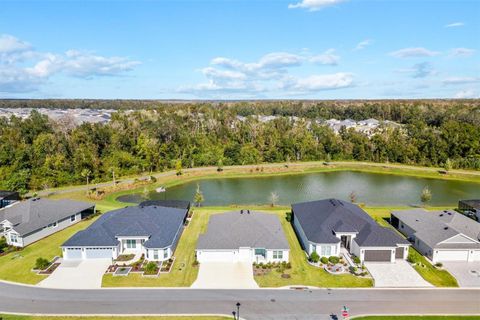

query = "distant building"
[{"left": 0, "top": 191, "right": 20, "bottom": 209}]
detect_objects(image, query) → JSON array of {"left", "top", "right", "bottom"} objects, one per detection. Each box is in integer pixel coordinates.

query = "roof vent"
[
  {"left": 447, "top": 212, "right": 452, "bottom": 215},
  {"left": 439, "top": 214, "right": 444, "bottom": 217},
  {"left": 444, "top": 227, "right": 449, "bottom": 230},
  {"left": 443, "top": 210, "right": 448, "bottom": 213}
]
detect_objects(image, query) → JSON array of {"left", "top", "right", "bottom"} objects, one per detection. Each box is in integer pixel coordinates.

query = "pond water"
[{"left": 117, "top": 171, "right": 480, "bottom": 206}]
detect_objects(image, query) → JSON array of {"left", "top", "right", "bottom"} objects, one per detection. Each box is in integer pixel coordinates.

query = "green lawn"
[
  {"left": 353, "top": 317, "right": 480, "bottom": 320},
  {"left": 0, "top": 316, "right": 229, "bottom": 320},
  {"left": 253, "top": 209, "right": 373, "bottom": 288},
  {"left": 364, "top": 207, "right": 459, "bottom": 287},
  {"left": 0, "top": 218, "right": 98, "bottom": 284}
]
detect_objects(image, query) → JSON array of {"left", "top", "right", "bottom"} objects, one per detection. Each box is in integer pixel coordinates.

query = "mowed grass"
[
  {"left": 0, "top": 315, "right": 230, "bottom": 320},
  {"left": 253, "top": 209, "right": 373, "bottom": 288},
  {"left": 364, "top": 207, "right": 459, "bottom": 287},
  {"left": 0, "top": 218, "right": 97, "bottom": 284}
]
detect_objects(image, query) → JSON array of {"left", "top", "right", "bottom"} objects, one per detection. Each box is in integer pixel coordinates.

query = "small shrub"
[
  {"left": 34, "top": 257, "right": 50, "bottom": 270},
  {"left": 192, "top": 260, "right": 199, "bottom": 267},
  {"left": 360, "top": 272, "right": 367, "bottom": 276},
  {"left": 320, "top": 256, "right": 329, "bottom": 264},
  {"left": 353, "top": 256, "right": 361, "bottom": 264},
  {"left": 149, "top": 176, "right": 157, "bottom": 183},
  {"left": 328, "top": 256, "right": 340, "bottom": 264},
  {"left": 349, "top": 266, "right": 357, "bottom": 273},
  {"left": 285, "top": 262, "right": 292, "bottom": 269},
  {"left": 309, "top": 252, "right": 320, "bottom": 263},
  {"left": 144, "top": 261, "right": 158, "bottom": 274},
  {"left": 285, "top": 212, "right": 292, "bottom": 222},
  {"left": 434, "top": 262, "right": 443, "bottom": 268}
]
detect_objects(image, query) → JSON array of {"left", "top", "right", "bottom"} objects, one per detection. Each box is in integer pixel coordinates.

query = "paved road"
[{"left": 0, "top": 282, "right": 479, "bottom": 319}]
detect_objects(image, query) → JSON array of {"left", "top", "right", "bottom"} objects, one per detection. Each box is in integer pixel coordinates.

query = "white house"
[
  {"left": 0, "top": 198, "right": 95, "bottom": 248},
  {"left": 196, "top": 210, "right": 290, "bottom": 263},
  {"left": 292, "top": 199, "right": 410, "bottom": 263},
  {"left": 62, "top": 204, "right": 189, "bottom": 261},
  {"left": 391, "top": 209, "right": 480, "bottom": 263}
]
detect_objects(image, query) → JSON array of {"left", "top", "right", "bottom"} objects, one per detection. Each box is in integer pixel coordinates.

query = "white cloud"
[
  {"left": 449, "top": 48, "right": 475, "bottom": 57},
  {"left": 0, "top": 34, "right": 140, "bottom": 93},
  {"left": 354, "top": 39, "right": 372, "bottom": 51},
  {"left": 445, "top": 22, "right": 465, "bottom": 28},
  {"left": 310, "top": 49, "right": 339, "bottom": 65},
  {"left": 180, "top": 51, "right": 353, "bottom": 97},
  {"left": 281, "top": 73, "right": 354, "bottom": 92},
  {"left": 396, "top": 62, "right": 435, "bottom": 78},
  {"left": 442, "top": 77, "right": 480, "bottom": 85},
  {"left": 288, "top": 0, "right": 346, "bottom": 11},
  {"left": 0, "top": 34, "right": 31, "bottom": 53},
  {"left": 389, "top": 47, "right": 440, "bottom": 58},
  {"left": 454, "top": 89, "right": 478, "bottom": 98}
]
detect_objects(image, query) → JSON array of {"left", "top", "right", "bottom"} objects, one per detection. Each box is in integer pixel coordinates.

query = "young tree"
[
  {"left": 81, "top": 168, "right": 92, "bottom": 186},
  {"left": 175, "top": 159, "right": 183, "bottom": 176},
  {"left": 420, "top": 186, "right": 432, "bottom": 206},
  {"left": 194, "top": 183, "right": 204, "bottom": 207},
  {"left": 349, "top": 191, "right": 357, "bottom": 203},
  {"left": 269, "top": 191, "right": 279, "bottom": 207},
  {"left": 141, "top": 186, "right": 149, "bottom": 200},
  {"left": 444, "top": 158, "right": 453, "bottom": 171},
  {"left": 217, "top": 158, "right": 224, "bottom": 172}
]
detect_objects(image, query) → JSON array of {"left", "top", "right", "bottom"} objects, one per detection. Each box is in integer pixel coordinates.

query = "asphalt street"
[{"left": 0, "top": 282, "right": 479, "bottom": 319}]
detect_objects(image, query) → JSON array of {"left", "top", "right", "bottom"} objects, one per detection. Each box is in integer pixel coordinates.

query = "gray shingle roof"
[
  {"left": 292, "top": 199, "right": 408, "bottom": 247},
  {"left": 62, "top": 205, "right": 188, "bottom": 249},
  {"left": 196, "top": 211, "right": 289, "bottom": 250},
  {"left": 0, "top": 191, "right": 19, "bottom": 200},
  {"left": 0, "top": 198, "right": 94, "bottom": 236},
  {"left": 392, "top": 209, "right": 480, "bottom": 249},
  {"left": 139, "top": 200, "right": 191, "bottom": 210},
  {"left": 460, "top": 199, "right": 480, "bottom": 210}
]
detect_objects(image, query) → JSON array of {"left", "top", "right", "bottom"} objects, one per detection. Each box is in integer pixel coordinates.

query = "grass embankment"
[
  {"left": 364, "top": 207, "right": 459, "bottom": 287},
  {"left": 0, "top": 316, "right": 229, "bottom": 320},
  {"left": 0, "top": 218, "right": 98, "bottom": 285}
]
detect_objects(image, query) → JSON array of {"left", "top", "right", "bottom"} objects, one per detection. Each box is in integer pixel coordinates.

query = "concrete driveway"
[
  {"left": 443, "top": 262, "right": 480, "bottom": 287},
  {"left": 365, "top": 260, "right": 432, "bottom": 287},
  {"left": 38, "top": 259, "right": 110, "bottom": 289},
  {"left": 191, "top": 262, "right": 258, "bottom": 289}
]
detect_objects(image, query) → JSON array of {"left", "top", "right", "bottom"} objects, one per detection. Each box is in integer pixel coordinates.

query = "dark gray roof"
[
  {"left": 392, "top": 209, "right": 480, "bottom": 249},
  {"left": 197, "top": 211, "right": 289, "bottom": 250},
  {"left": 459, "top": 199, "right": 480, "bottom": 209},
  {"left": 0, "top": 198, "right": 94, "bottom": 236},
  {"left": 0, "top": 190, "right": 19, "bottom": 200},
  {"left": 63, "top": 205, "right": 188, "bottom": 249},
  {"left": 140, "top": 200, "right": 191, "bottom": 210},
  {"left": 292, "top": 199, "right": 408, "bottom": 247}
]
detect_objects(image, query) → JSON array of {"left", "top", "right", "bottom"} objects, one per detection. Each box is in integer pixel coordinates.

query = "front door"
[
  {"left": 341, "top": 236, "right": 349, "bottom": 249},
  {"left": 238, "top": 247, "right": 252, "bottom": 262}
]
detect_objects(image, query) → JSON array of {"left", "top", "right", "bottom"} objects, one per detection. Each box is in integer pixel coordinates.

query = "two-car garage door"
[
  {"left": 434, "top": 250, "right": 479, "bottom": 262},
  {"left": 63, "top": 247, "right": 114, "bottom": 260}
]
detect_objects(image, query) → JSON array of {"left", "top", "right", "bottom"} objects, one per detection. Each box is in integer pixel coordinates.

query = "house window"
[
  {"left": 254, "top": 248, "right": 266, "bottom": 257},
  {"left": 70, "top": 215, "right": 76, "bottom": 222},
  {"left": 10, "top": 234, "right": 18, "bottom": 243},
  {"left": 164, "top": 249, "right": 169, "bottom": 259},
  {"left": 311, "top": 244, "right": 317, "bottom": 254},
  {"left": 126, "top": 239, "right": 136, "bottom": 249},
  {"left": 321, "top": 245, "right": 332, "bottom": 256},
  {"left": 153, "top": 250, "right": 159, "bottom": 260},
  {"left": 273, "top": 250, "right": 283, "bottom": 259}
]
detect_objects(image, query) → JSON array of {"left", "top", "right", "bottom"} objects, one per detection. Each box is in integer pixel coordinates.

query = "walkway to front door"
[{"left": 191, "top": 261, "right": 258, "bottom": 289}]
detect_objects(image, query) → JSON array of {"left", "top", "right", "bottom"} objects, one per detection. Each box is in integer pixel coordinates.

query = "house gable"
[{"left": 439, "top": 233, "right": 479, "bottom": 245}]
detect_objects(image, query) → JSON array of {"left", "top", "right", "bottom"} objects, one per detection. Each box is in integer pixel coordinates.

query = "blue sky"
[{"left": 1, "top": 0, "right": 479, "bottom": 99}]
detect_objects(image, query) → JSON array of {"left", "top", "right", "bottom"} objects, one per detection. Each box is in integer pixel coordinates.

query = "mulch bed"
[
  {"left": 160, "top": 258, "right": 175, "bottom": 273},
  {"left": 38, "top": 262, "right": 60, "bottom": 275}
]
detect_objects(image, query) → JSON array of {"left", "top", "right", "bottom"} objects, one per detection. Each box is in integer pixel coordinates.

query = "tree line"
[{"left": 0, "top": 100, "right": 479, "bottom": 193}]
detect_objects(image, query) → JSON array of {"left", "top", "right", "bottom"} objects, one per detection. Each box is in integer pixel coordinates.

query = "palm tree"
[
  {"left": 420, "top": 186, "right": 432, "bottom": 206},
  {"left": 194, "top": 183, "right": 204, "bottom": 207}
]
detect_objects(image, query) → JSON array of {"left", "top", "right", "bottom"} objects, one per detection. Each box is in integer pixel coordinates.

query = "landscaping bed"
[
  {"left": 160, "top": 258, "right": 175, "bottom": 273},
  {"left": 253, "top": 261, "right": 292, "bottom": 278},
  {"left": 114, "top": 254, "right": 135, "bottom": 262},
  {"left": 32, "top": 256, "right": 60, "bottom": 275},
  {"left": 113, "top": 266, "right": 132, "bottom": 277}
]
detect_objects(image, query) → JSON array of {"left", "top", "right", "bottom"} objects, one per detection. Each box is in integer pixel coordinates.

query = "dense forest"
[{"left": 0, "top": 100, "right": 479, "bottom": 193}]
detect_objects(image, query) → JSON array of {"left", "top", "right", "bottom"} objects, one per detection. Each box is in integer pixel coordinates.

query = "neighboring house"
[
  {"left": 458, "top": 199, "right": 480, "bottom": 221},
  {"left": 391, "top": 209, "right": 480, "bottom": 263},
  {"left": 0, "top": 191, "right": 20, "bottom": 209},
  {"left": 292, "top": 199, "right": 410, "bottom": 263},
  {"left": 0, "top": 198, "right": 95, "bottom": 247},
  {"left": 196, "top": 210, "right": 290, "bottom": 263},
  {"left": 62, "top": 204, "right": 189, "bottom": 261}
]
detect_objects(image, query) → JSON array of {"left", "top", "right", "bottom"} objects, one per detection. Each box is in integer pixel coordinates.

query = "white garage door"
[
  {"left": 470, "top": 250, "right": 480, "bottom": 261},
  {"left": 436, "top": 250, "right": 469, "bottom": 261},
  {"left": 84, "top": 248, "right": 113, "bottom": 259},
  {"left": 64, "top": 248, "right": 83, "bottom": 260},
  {"left": 197, "top": 250, "right": 237, "bottom": 262}
]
